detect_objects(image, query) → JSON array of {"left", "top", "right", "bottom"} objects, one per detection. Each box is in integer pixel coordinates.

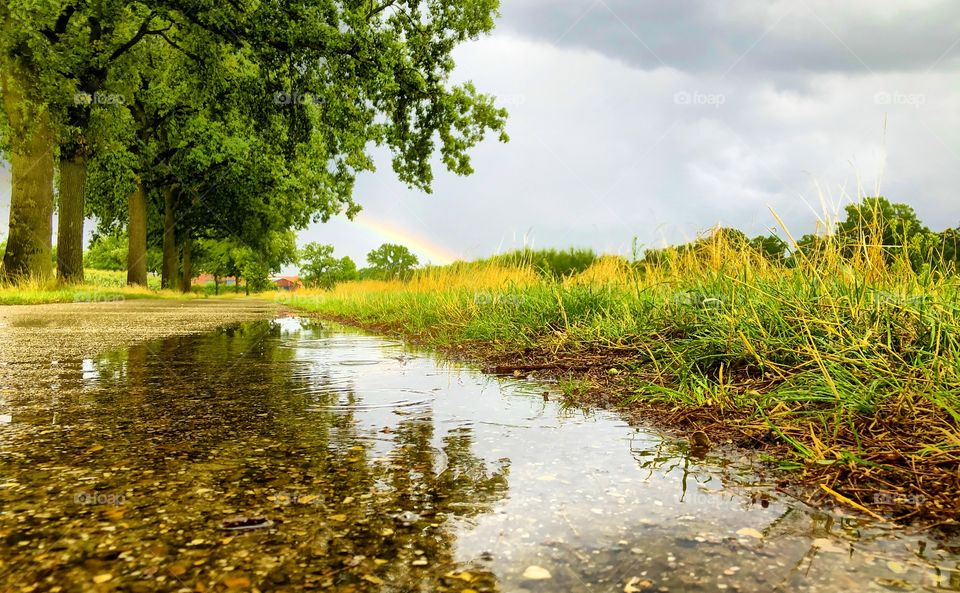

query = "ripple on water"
[
  {"left": 278, "top": 337, "right": 405, "bottom": 351},
  {"left": 336, "top": 359, "right": 383, "bottom": 366},
  {"left": 306, "top": 396, "right": 434, "bottom": 412}
]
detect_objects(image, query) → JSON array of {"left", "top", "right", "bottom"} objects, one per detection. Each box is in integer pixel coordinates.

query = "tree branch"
[
  {"left": 41, "top": 3, "right": 79, "bottom": 43},
  {"left": 156, "top": 29, "right": 201, "bottom": 62},
  {"left": 88, "top": 15, "right": 102, "bottom": 44},
  {"left": 367, "top": 0, "right": 396, "bottom": 20},
  {"left": 107, "top": 12, "right": 163, "bottom": 63}
]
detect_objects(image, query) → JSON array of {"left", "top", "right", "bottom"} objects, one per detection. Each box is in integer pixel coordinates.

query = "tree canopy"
[
  {"left": 1, "top": 0, "right": 508, "bottom": 286},
  {"left": 300, "top": 243, "right": 358, "bottom": 289},
  {"left": 363, "top": 243, "right": 419, "bottom": 280}
]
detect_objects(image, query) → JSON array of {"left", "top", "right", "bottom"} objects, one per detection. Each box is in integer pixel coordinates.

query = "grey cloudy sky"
[
  {"left": 305, "top": 0, "right": 960, "bottom": 266},
  {"left": 2, "top": 0, "right": 958, "bottom": 267}
]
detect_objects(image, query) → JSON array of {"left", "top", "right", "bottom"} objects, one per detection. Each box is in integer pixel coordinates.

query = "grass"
[
  {"left": 288, "top": 232, "right": 960, "bottom": 524},
  {"left": 0, "top": 269, "right": 213, "bottom": 304}
]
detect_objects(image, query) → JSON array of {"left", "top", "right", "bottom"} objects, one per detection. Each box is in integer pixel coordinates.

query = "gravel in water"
[{"left": 0, "top": 306, "right": 958, "bottom": 592}]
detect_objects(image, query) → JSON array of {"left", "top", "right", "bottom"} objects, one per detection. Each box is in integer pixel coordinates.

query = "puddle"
[{"left": 0, "top": 317, "right": 957, "bottom": 591}]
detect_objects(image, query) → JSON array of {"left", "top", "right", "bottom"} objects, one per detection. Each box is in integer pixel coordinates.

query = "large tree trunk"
[
  {"left": 161, "top": 186, "right": 177, "bottom": 289},
  {"left": 1, "top": 60, "right": 55, "bottom": 282},
  {"left": 126, "top": 182, "right": 148, "bottom": 286},
  {"left": 56, "top": 152, "right": 87, "bottom": 283},
  {"left": 179, "top": 237, "right": 192, "bottom": 293}
]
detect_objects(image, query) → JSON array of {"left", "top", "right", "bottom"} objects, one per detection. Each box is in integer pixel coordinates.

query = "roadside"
[
  {"left": 2, "top": 294, "right": 957, "bottom": 528},
  {"left": 0, "top": 284, "right": 258, "bottom": 306},
  {"left": 0, "top": 269, "right": 256, "bottom": 305},
  {"left": 285, "top": 278, "right": 960, "bottom": 530}
]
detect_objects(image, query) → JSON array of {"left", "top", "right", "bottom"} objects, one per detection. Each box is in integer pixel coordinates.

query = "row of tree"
[
  {"left": 83, "top": 237, "right": 422, "bottom": 291},
  {"left": 299, "top": 242, "right": 419, "bottom": 288},
  {"left": 299, "top": 245, "right": 603, "bottom": 288},
  {"left": 188, "top": 196, "right": 955, "bottom": 291},
  {"left": 0, "top": 1, "right": 507, "bottom": 288},
  {"left": 641, "top": 197, "right": 960, "bottom": 273}
]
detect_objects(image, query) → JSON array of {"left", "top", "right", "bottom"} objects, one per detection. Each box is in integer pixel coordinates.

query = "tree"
[
  {"left": 331, "top": 256, "right": 359, "bottom": 287},
  {"left": 300, "top": 243, "right": 358, "bottom": 289},
  {"left": 192, "top": 239, "right": 239, "bottom": 294},
  {"left": 909, "top": 226, "right": 960, "bottom": 274},
  {"left": 50, "top": 4, "right": 165, "bottom": 283},
  {"left": 84, "top": 233, "right": 162, "bottom": 272},
  {"left": 0, "top": 2, "right": 183, "bottom": 282},
  {"left": 364, "top": 243, "right": 419, "bottom": 280},
  {"left": 0, "top": 50, "right": 55, "bottom": 280},
  {"left": 84, "top": 234, "right": 128, "bottom": 271},
  {"left": 749, "top": 233, "right": 788, "bottom": 263},
  {"left": 232, "top": 232, "right": 299, "bottom": 294},
  {"left": 4, "top": 1, "right": 508, "bottom": 286},
  {"left": 148, "top": 0, "right": 509, "bottom": 190},
  {"left": 836, "top": 197, "right": 928, "bottom": 263}
]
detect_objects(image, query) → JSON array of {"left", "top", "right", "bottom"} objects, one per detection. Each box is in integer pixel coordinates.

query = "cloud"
[
  {"left": 497, "top": 0, "right": 960, "bottom": 74},
  {"left": 297, "top": 29, "right": 959, "bottom": 267}
]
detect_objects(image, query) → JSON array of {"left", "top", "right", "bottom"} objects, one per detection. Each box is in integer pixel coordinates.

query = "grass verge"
[
  {"left": 0, "top": 269, "right": 265, "bottom": 305},
  {"left": 286, "top": 235, "right": 960, "bottom": 526}
]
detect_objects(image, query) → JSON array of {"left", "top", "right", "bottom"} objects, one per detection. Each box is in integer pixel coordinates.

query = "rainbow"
[{"left": 353, "top": 214, "right": 461, "bottom": 265}]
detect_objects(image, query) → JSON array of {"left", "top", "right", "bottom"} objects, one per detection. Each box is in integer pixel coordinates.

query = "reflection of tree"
[
  {"left": 312, "top": 417, "right": 509, "bottom": 592},
  {"left": 22, "top": 319, "right": 511, "bottom": 591}
]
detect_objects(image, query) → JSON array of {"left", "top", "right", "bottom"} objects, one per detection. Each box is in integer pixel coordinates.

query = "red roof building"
[{"left": 271, "top": 275, "right": 302, "bottom": 291}]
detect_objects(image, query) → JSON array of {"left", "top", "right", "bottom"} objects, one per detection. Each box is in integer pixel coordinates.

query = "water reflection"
[{"left": 0, "top": 318, "right": 957, "bottom": 592}]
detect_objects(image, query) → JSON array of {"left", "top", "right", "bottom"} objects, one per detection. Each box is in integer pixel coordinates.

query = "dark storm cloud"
[{"left": 498, "top": 0, "right": 960, "bottom": 74}]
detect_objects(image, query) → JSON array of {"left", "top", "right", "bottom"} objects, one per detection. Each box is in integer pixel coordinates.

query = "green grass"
[
  {"left": 82, "top": 269, "right": 163, "bottom": 290},
  {"left": 0, "top": 269, "right": 191, "bottom": 304},
  {"left": 0, "top": 269, "right": 284, "bottom": 304},
  {"left": 287, "top": 235, "right": 960, "bottom": 520}
]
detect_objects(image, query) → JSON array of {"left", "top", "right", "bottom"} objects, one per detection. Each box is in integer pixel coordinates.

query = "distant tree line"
[
  {"left": 299, "top": 242, "right": 421, "bottom": 289},
  {"left": 640, "top": 197, "right": 959, "bottom": 274},
  {"left": 80, "top": 237, "right": 426, "bottom": 291},
  {"left": 89, "top": 195, "right": 946, "bottom": 293},
  {"left": 482, "top": 248, "right": 598, "bottom": 278}
]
